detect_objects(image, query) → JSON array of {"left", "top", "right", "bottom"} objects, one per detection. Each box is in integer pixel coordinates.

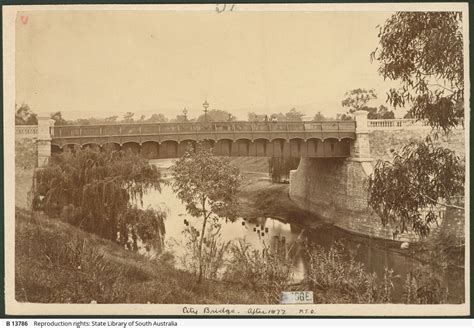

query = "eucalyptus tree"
[
  {"left": 371, "top": 12, "right": 463, "bottom": 131},
  {"left": 171, "top": 145, "right": 242, "bottom": 282},
  {"left": 341, "top": 89, "right": 377, "bottom": 114},
  {"left": 368, "top": 12, "right": 465, "bottom": 237}
]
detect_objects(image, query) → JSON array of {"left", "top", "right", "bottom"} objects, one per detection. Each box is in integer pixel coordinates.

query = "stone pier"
[
  {"left": 289, "top": 110, "right": 412, "bottom": 241},
  {"left": 36, "top": 116, "right": 55, "bottom": 167}
]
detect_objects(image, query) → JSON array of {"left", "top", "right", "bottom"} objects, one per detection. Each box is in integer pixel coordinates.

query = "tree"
[
  {"left": 31, "top": 148, "right": 165, "bottom": 249},
  {"left": 171, "top": 145, "right": 242, "bottom": 282},
  {"left": 123, "top": 112, "right": 135, "bottom": 123},
  {"left": 197, "top": 109, "right": 236, "bottom": 122},
  {"left": 368, "top": 139, "right": 464, "bottom": 237},
  {"left": 50, "top": 111, "right": 69, "bottom": 125},
  {"left": 336, "top": 113, "right": 353, "bottom": 121},
  {"left": 313, "top": 111, "right": 327, "bottom": 121},
  {"left": 15, "top": 103, "right": 37, "bottom": 125},
  {"left": 147, "top": 113, "right": 168, "bottom": 123},
  {"left": 285, "top": 108, "right": 305, "bottom": 121},
  {"left": 371, "top": 12, "right": 463, "bottom": 131},
  {"left": 368, "top": 12, "right": 465, "bottom": 237},
  {"left": 269, "top": 113, "right": 286, "bottom": 122},
  {"left": 248, "top": 112, "right": 266, "bottom": 122},
  {"left": 367, "top": 105, "right": 395, "bottom": 119},
  {"left": 377, "top": 105, "right": 395, "bottom": 119},
  {"left": 104, "top": 115, "right": 119, "bottom": 123},
  {"left": 341, "top": 89, "right": 377, "bottom": 114}
]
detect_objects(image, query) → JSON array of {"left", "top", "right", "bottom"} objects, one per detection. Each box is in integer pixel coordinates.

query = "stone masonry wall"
[
  {"left": 289, "top": 128, "right": 465, "bottom": 241},
  {"left": 289, "top": 158, "right": 416, "bottom": 241},
  {"left": 369, "top": 128, "right": 465, "bottom": 161}
]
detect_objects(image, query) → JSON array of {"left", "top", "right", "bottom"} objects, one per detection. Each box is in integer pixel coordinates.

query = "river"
[{"left": 137, "top": 159, "right": 464, "bottom": 304}]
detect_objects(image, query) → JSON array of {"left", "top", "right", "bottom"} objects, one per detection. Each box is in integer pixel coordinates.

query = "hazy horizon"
[{"left": 16, "top": 9, "right": 403, "bottom": 121}]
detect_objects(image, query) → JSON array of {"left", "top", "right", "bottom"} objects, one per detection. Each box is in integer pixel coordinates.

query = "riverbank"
[
  {"left": 15, "top": 207, "right": 264, "bottom": 304},
  {"left": 236, "top": 171, "right": 465, "bottom": 271},
  {"left": 14, "top": 157, "right": 464, "bottom": 303}
]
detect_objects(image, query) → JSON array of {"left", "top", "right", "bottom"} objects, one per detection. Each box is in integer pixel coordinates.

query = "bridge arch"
[
  {"left": 51, "top": 144, "right": 62, "bottom": 154},
  {"left": 178, "top": 140, "right": 197, "bottom": 157},
  {"left": 160, "top": 140, "right": 179, "bottom": 158},
  {"left": 306, "top": 138, "right": 322, "bottom": 157},
  {"left": 122, "top": 141, "right": 140, "bottom": 155},
  {"left": 251, "top": 138, "right": 270, "bottom": 157},
  {"left": 62, "top": 143, "right": 83, "bottom": 152},
  {"left": 141, "top": 141, "right": 160, "bottom": 159},
  {"left": 160, "top": 137, "right": 180, "bottom": 144},
  {"left": 82, "top": 142, "right": 102, "bottom": 151},
  {"left": 233, "top": 138, "right": 252, "bottom": 156},
  {"left": 215, "top": 139, "right": 233, "bottom": 156},
  {"left": 269, "top": 138, "right": 288, "bottom": 157},
  {"left": 289, "top": 138, "right": 305, "bottom": 157},
  {"left": 319, "top": 137, "right": 346, "bottom": 157},
  {"left": 102, "top": 142, "right": 121, "bottom": 152}
]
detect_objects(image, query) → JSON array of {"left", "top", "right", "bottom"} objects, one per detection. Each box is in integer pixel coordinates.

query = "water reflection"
[{"left": 138, "top": 159, "right": 464, "bottom": 303}]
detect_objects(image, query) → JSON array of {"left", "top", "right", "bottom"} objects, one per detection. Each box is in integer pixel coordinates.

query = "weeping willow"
[{"left": 31, "top": 148, "right": 165, "bottom": 249}]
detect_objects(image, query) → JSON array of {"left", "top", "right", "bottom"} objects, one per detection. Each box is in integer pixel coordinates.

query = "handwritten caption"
[
  {"left": 216, "top": 4, "right": 235, "bottom": 13},
  {"left": 182, "top": 306, "right": 317, "bottom": 315}
]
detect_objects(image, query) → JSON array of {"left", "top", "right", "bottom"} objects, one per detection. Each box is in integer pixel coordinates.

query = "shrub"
[
  {"left": 181, "top": 225, "right": 231, "bottom": 281},
  {"left": 302, "top": 242, "right": 394, "bottom": 303},
  {"left": 15, "top": 138, "right": 37, "bottom": 170},
  {"left": 224, "top": 239, "right": 294, "bottom": 304},
  {"left": 403, "top": 266, "right": 448, "bottom": 304}
]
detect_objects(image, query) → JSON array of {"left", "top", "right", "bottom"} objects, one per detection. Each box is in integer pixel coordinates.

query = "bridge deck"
[{"left": 51, "top": 121, "right": 356, "bottom": 147}]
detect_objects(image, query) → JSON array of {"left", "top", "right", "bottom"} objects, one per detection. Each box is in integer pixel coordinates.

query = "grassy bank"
[{"left": 15, "top": 207, "right": 263, "bottom": 304}]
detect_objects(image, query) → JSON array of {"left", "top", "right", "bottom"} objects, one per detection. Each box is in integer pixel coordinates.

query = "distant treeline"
[{"left": 15, "top": 103, "right": 396, "bottom": 126}]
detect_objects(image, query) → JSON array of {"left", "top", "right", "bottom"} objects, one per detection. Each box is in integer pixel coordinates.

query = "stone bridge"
[
  {"left": 29, "top": 116, "right": 366, "bottom": 165},
  {"left": 19, "top": 112, "right": 463, "bottom": 241}
]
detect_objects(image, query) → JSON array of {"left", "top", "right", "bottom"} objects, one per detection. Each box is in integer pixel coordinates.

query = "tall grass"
[
  {"left": 15, "top": 209, "right": 263, "bottom": 304},
  {"left": 302, "top": 242, "right": 394, "bottom": 303},
  {"left": 224, "top": 240, "right": 294, "bottom": 304}
]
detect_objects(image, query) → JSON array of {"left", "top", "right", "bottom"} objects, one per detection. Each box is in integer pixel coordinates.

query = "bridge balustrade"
[{"left": 51, "top": 121, "right": 357, "bottom": 151}]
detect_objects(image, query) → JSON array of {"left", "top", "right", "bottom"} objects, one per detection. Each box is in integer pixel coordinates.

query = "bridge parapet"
[
  {"left": 367, "top": 118, "right": 464, "bottom": 130},
  {"left": 15, "top": 125, "right": 38, "bottom": 139},
  {"left": 51, "top": 120, "right": 357, "bottom": 147}
]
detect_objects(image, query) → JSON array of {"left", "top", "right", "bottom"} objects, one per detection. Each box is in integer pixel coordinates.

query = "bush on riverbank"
[
  {"left": 224, "top": 240, "right": 294, "bottom": 303},
  {"left": 15, "top": 138, "right": 37, "bottom": 171},
  {"left": 16, "top": 207, "right": 451, "bottom": 304},
  {"left": 15, "top": 208, "right": 263, "bottom": 304},
  {"left": 303, "top": 242, "right": 394, "bottom": 303}
]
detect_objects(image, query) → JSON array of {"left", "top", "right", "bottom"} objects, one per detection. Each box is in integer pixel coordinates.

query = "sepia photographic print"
[{"left": 3, "top": 3, "right": 470, "bottom": 316}]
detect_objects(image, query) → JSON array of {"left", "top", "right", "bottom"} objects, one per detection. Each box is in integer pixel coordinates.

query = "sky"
[{"left": 15, "top": 9, "right": 401, "bottom": 120}]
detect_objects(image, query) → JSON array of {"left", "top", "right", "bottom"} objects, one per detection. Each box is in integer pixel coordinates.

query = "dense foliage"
[
  {"left": 303, "top": 243, "right": 393, "bottom": 303},
  {"left": 181, "top": 225, "right": 231, "bottom": 281},
  {"left": 366, "top": 105, "right": 395, "bottom": 119},
  {"left": 15, "top": 139, "right": 37, "bottom": 170},
  {"left": 368, "top": 138, "right": 464, "bottom": 237},
  {"left": 171, "top": 145, "right": 242, "bottom": 282},
  {"left": 341, "top": 88, "right": 377, "bottom": 113},
  {"left": 31, "top": 148, "right": 165, "bottom": 250},
  {"left": 371, "top": 12, "right": 463, "bottom": 131},
  {"left": 368, "top": 12, "right": 465, "bottom": 237},
  {"left": 248, "top": 108, "right": 305, "bottom": 122},
  {"left": 225, "top": 240, "right": 293, "bottom": 303},
  {"left": 15, "top": 103, "right": 37, "bottom": 125}
]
